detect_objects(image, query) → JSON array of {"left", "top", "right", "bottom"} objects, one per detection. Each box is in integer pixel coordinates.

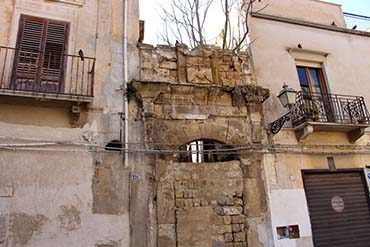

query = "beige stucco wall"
[
  {"left": 0, "top": 0, "right": 140, "bottom": 246},
  {"left": 249, "top": 0, "right": 370, "bottom": 246},
  {"left": 250, "top": 14, "right": 370, "bottom": 124},
  {"left": 252, "top": 0, "right": 346, "bottom": 27}
]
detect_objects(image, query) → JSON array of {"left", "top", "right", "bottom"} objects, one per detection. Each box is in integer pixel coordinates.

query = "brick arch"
[{"left": 152, "top": 120, "right": 248, "bottom": 149}]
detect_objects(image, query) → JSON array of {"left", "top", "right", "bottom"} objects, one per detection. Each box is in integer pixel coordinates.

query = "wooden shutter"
[
  {"left": 14, "top": 16, "right": 45, "bottom": 88},
  {"left": 13, "top": 15, "right": 69, "bottom": 93},
  {"left": 40, "top": 21, "right": 68, "bottom": 92}
]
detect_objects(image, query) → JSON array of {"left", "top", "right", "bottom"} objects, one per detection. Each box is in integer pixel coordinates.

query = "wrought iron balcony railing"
[
  {"left": 0, "top": 46, "right": 95, "bottom": 102},
  {"left": 291, "top": 91, "right": 370, "bottom": 126}
]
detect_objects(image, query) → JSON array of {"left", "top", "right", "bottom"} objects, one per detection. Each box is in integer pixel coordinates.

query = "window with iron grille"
[
  {"left": 179, "top": 139, "right": 237, "bottom": 163},
  {"left": 13, "top": 15, "right": 69, "bottom": 93}
]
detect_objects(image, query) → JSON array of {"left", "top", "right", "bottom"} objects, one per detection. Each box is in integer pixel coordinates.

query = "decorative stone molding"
[{"left": 138, "top": 43, "right": 255, "bottom": 86}]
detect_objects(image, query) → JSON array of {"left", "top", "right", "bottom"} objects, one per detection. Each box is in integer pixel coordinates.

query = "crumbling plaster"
[{"left": 128, "top": 44, "right": 272, "bottom": 247}]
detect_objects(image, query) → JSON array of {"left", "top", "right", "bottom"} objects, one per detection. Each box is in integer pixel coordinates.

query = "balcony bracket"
[
  {"left": 71, "top": 104, "right": 82, "bottom": 128},
  {"left": 269, "top": 112, "right": 291, "bottom": 134},
  {"left": 348, "top": 128, "right": 365, "bottom": 144},
  {"left": 295, "top": 124, "right": 314, "bottom": 142}
]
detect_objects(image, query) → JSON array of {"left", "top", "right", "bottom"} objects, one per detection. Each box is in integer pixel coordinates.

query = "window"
[
  {"left": 179, "top": 140, "right": 237, "bottom": 163},
  {"left": 296, "top": 65, "right": 335, "bottom": 122},
  {"left": 13, "top": 15, "right": 69, "bottom": 93},
  {"left": 296, "top": 66, "right": 328, "bottom": 95}
]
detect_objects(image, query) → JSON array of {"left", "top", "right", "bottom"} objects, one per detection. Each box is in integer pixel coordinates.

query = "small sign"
[
  {"left": 331, "top": 196, "right": 344, "bottom": 213},
  {"left": 131, "top": 174, "right": 140, "bottom": 180}
]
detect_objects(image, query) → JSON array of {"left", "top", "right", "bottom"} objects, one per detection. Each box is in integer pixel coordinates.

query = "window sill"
[{"left": 45, "top": 0, "right": 85, "bottom": 7}]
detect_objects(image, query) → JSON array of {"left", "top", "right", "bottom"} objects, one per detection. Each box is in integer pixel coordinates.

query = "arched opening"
[
  {"left": 105, "top": 140, "right": 122, "bottom": 152},
  {"left": 178, "top": 139, "right": 237, "bottom": 163}
]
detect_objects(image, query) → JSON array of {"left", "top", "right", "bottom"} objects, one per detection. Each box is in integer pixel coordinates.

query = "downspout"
[
  {"left": 123, "top": 1, "right": 131, "bottom": 247},
  {"left": 123, "top": 0, "right": 129, "bottom": 168}
]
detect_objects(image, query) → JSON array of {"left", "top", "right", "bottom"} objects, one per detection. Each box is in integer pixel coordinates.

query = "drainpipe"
[
  {"left": 123, "top": 1, "right": 132, "bottom": 247},
  {"left": 123, "top": 0, "right": 129, "bottom": 168}
]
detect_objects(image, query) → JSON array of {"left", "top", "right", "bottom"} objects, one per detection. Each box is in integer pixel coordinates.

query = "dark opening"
[
  {"left": 105, "top": 140, "right": 122, "bottom": 152},
  {"left": 179, "top": 139, "right": 236, "bottom": 163}
]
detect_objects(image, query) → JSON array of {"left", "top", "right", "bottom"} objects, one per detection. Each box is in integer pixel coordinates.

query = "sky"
[{"left": 139, "top": 0, "right": 370, "bottom": 46}]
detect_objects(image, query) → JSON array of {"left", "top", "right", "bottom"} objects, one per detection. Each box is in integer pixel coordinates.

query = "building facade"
[
  {"left": 2, "top": 0, "right": 370, "bottom": 247},
  {"left": 250, "top": 0, "right": 370, "bottom": 246},
  {"left": 0, "top": 0, "right": 139, "bottom": 246}
]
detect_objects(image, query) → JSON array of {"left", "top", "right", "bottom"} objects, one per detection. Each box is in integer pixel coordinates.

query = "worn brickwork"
[
  {"left": 133, "top": 44, "right": 270, "bottom": 247},
  {"left": 157, "top": 162, "right": 246, "bottom": 246}
]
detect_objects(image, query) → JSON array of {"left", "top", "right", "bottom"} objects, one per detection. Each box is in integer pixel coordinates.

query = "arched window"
[{"left": 179, "top": 139, "right": 237, "bottom": 163}]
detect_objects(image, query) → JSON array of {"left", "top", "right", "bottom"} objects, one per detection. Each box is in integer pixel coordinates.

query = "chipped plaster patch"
[
  {"left": 7, "top": 213, "right": 47, "bottom": 246},
  {"left": 58, "top": 205, "right": 81, "bottom": 231}
]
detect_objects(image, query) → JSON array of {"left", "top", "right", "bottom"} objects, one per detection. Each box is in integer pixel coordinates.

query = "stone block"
[
  {"left": 232, "top": 224, "right": 241, "bottom": 232},
  {"left": 201, "top": 199, "right": 209, "bottom": 206},
  {"left": 223, "top": 207, "right": 243, "bottom": 215},
  {"left": 217, "top": 198, "right": 226, "bottom": 206},
  {"left": 231, "top": 215, "right": 245, "bottom": 224},
  {"left": 226, "top": 197, "right": 234, "bottom": 206},
  {"left": 175, "top": 190, "right": 184, "bottom": 198},
  {"left": 184, "top": 199, "right": 193, "bottom": 208},
  {"left": 192, "top": 190, "right": 200, "bottom": 198},
  {"left": 224, "top": 233, "right": 233, "bottom": 242},
  {"left": 187, "top": 180, "right": 196, "bottom": 189},
  {"left": 233, "top": 232, "right": 246, "bottom": 242},
  {"left": 214, "top": 206, "right": 224, "bottom": 215},
  {"left": 215, "top": 225, "right": 232, "bottom": 234},
  {"left": 233, "top": 198, "right": 243, "bottom": 206},
  {"left": 223, "top": 216, "right": 232, "bottom": 225},
  {"left": 193, "top": 199, "right": 201, "bottom": 207},
  {"left": 176, "top": 199, "right": 185, "bottom": 208},
  {"left": 184, "top": 190, "right": 193, "bottom": 199},
  {"left": 213, "top": 216, "right": 224, "bottom": 226}
]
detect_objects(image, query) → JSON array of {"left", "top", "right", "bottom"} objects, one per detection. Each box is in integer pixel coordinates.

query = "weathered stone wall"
[
  {"left": 132, "top": 45, "right": 271, "bottom": 247},
  {"left": 139, "top": 44, "right": 255, "bottom": 86},
  {"left": 158, "top": 161, "right": 247, "bottom": 247}
]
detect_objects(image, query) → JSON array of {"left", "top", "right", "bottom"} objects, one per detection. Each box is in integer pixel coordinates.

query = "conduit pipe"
[{"left": 123, "top": 0, "right": 129, "bottom": 168}]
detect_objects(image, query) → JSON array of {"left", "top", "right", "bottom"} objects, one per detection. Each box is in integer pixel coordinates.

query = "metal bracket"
[{"left": 269, "top": 112, "right": 291, "bottom": 134}]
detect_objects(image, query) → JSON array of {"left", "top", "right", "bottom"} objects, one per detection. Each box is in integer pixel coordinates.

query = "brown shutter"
[
  {"left": 14, "top": 16, "right": 45, "bottom": 88},
  {"left": 303, "top": 171, "right": 370, "bottom": 247},
  {"left": 13, "top": 15, "right": 69, "bottom": 92},
  {"left": 40, "top": 21, "right": 68, "bottom": 92}
]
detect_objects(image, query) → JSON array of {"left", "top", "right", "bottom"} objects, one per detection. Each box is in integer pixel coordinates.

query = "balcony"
[
  {"left": 0, "top": 46, "right": 95, "bottom": 103},
  {"left": 291, "top": 91, "right": 370, "bottom": 143}
]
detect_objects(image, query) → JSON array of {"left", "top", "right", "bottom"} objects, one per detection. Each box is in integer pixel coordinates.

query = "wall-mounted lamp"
[{"left": 269, "top": 84, "right": 297, "bottom": 134}]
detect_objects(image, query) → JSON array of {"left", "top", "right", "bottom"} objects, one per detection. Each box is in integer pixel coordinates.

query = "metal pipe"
[{"left": 123, "top": 0, "right": 129, "bottom": 168}]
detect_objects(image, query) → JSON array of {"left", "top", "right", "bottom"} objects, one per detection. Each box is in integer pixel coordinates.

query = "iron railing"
[
  {"left": 343, "top": 12, "right": 370, "bottom": 32},
  {"left": 291, "top": 91, "right": 370, "bottom": 126},
  {"left": 0, "top": 46, "right": 95, "bottom": 99}
]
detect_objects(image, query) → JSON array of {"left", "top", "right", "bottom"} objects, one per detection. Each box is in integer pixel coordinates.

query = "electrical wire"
[{"left": 2, "top": 142, "right": 370, "bottom": 156}]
